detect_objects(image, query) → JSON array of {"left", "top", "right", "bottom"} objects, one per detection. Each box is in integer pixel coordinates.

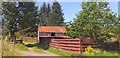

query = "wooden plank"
[
  {"left": 57, "top": 44, "right": 80, "bottom": 47},
  {"left": 59, "top": 46, "right": 80, "bottom": 51},
  {"left": 57, "top": 41, "right": 80, "bottom": 44},
  {"left": 53, "top": 39, "right": 80, "bottom": 41},
  {"left": 50, "top": 39, "right": 97, "bottom": 54}
]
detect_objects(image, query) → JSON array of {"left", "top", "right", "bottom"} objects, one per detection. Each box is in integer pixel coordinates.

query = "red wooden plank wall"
[
  {"left": 20, "top": 37, "right": 37, "bottom": 41},
  {"left": 50, "top": 39, "right": 97, "bottom": 54}
]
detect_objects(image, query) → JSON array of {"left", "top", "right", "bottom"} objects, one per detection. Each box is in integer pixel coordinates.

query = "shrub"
[
  {"left": 83, "top": 46, "right": 119, "bottom": 56},
  {"left": 85, "top": 45, "right": 94, "bottom": 53}
]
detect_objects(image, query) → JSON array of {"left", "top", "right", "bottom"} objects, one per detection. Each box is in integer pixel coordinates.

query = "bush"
[
  {"left": 85, "top": 45, "right": 94, "bottom": 53},
  {"left": 83, "top": 46, "right": 119, "bottom": 56}
]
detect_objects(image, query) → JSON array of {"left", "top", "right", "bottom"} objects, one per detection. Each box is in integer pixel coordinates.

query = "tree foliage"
[
  {"left": 48, "top": 1, "right": 64, "bottom": 26},
  {"left": 2, "top": 2, "right": 38, "bottom": 42},
  {"left": 39, "top": 2, "right": 51, "bottom": 26},
  {"left": 18, "top": 2, "right": 38, "bottom": 36},
  {"left": 2, "top": 2, "right": 18, "bottom": 41},
  {"left": 67, "top": 2, "right": 119, "bottom": 42},
  {"left": 39, "top": 2, "right": 64, "bottom": 26}
]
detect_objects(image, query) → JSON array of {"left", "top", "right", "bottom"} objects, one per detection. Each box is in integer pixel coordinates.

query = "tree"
[
  {"left": 68, "top": 2, "right": 118, "bottom": 42},
  {"left": 0, "top": 0, "right": 3, "bottom": 13},
  {"left": 48, "top": 1, "right": 64, "bottom": 26},
  {"left": 39, "top": 2, "right": 48, "bottom": 26},
  {"left": 108, "top": 16, "right": 120, "bottom": 41},
  {"left": 2, "top": 2, "right": 19, "bottom": 41},
  {"left": 39, "top": 2, "right": 51, "bottom": 26},
  {"left": 46, "top": 3, "right": 51, "bottom": 25},
  {"left": 18, "top": 2, "right": 38, "bottom": 36},
  {"left": 2, "top": 2, "right": 38, "bottom": 41}
]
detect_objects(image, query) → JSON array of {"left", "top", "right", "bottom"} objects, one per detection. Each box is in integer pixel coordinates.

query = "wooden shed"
[{"left": 38, "top": 26, "right": 69, "bottom": 45}]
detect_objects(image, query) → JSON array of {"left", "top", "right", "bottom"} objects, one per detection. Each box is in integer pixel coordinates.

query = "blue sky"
[{"left": 36, "top": 2, "right": 118, "bottom": 22}]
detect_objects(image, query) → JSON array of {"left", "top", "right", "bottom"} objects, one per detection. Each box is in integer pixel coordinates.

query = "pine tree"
[
  {"left": 48, "top": 1, "right": 64, "bottom": 26},
  {"left": 46, "top": 3, "right": 51, "bottom": 25},
  {"left": 18, "top": 2, "right": 38, "bottom": 36},
  {"left": 39, "top": 2, "right": 51, "bottom": 26},
  {"left": 39, "top": 2, "right": 48, "bottom": 26},
  {"left": 2, "top": 2, "right": 19, "bottom": 41}
]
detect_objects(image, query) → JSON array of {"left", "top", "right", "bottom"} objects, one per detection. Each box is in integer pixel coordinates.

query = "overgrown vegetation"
[
  {"left": 2, "top": 41, "right": 21, "bottom": 56},
  {"left": 48, "top": 48, "right": 78, "bottom": 56},
  {"left": 82, "top": 46, "right": 119, "bottom": 56}
]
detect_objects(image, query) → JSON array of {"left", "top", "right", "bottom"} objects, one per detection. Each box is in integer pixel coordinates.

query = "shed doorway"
[{"left": 51, "top": 33, "right": 55, "bottom": 36}]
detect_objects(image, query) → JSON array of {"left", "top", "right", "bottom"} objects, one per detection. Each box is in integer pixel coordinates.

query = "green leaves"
[
  {"left": 67, "top": 2, "right": 119, "bottom": 42},
  {"left": 39, "top": 2, "right": 50, "bottom": 26},
  {"left": 2, "top": 2, "right": 38, "bottom": 39},
  {"left": 39, "top": 2, "right": 64, "bottom": 26},
  {"left": 48, "top": 2, "right": 64, "bottom": 26},
  {"left": 2, "top": 2, "right": 18, "bottom": 40}
]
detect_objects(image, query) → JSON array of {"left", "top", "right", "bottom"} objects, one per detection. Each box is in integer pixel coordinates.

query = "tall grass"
[
  {"left": 2, "top": 41, "right": 21, "bottom": 56},
  {"left": 0, "top": 39, "right": 2, "bottom": 57}
]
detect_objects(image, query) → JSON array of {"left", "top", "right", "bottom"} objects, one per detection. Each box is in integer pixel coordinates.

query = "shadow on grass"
[
  {"left": 24, "top": 43, "right": 49, "bottom": 50},
  {"left": 109, "top": 50, "right": 120, "bottom": 54}
]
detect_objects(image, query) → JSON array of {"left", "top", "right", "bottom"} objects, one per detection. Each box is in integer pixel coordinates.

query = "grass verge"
[
  {"left": 47, "top": 48, "right": 78, "bottom": 56},
  {"left": 23, "top": 40, "right": 37, "bottom": 44},
  {"left": 15, "top": 44, "right": 28, "bottom": 51},
  {"left": 32, "top": 47, "right": 44, "bottom": 53},
  {"left": 82, "top": 50, "right": 119, "bottom": 56}
]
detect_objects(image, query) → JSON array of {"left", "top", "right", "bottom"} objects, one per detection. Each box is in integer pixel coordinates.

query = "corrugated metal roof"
[{"left": 38, "top": 26, "right": 67, "bottom": 33}]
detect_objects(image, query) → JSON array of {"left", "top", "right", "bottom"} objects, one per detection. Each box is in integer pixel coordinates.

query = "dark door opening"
[{"left": 51, "top": 33, "right": 55, "bottom": 36}]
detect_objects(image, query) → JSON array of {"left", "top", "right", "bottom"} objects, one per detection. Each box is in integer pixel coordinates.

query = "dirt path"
[{"left": 20, "top": 47, "right": 59, "bottom": 56}]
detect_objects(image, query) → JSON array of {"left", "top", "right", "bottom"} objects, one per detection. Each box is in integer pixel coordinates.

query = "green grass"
[
  {"left": 15, "top": 44, "right": 28, "bottom": 51},
  {"left": 2, "top": 41, "right": 21, "bottom": 56},
  {"left": 82, "top": 50, "right": 119, "bottom": 56},
  {"left": 47, "top": 48, "right": 78, "bottom": 56},
  {"left": 23, "top": 40, "right": 37, "bottom": 44},
  {"left": 47, "top": 47, "right": 120, "bottom": 58},
  {"left": 32, "top": 47, "right": 44, "bottom": 53},
  {"left": 110, "top": 50, "right": 120, "bottom": 54}
]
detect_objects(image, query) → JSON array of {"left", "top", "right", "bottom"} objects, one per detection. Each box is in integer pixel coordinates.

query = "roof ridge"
[
  {"left": 39, "top": 26, "right": 65, "bottom": 27},
  {"left": 38, "top": 26, "right": 67, "bottom": 33}
]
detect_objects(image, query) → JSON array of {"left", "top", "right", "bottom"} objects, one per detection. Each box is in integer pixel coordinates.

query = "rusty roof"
[{"left": 38, "top": 26, "right": 67, "bottom": 33}]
